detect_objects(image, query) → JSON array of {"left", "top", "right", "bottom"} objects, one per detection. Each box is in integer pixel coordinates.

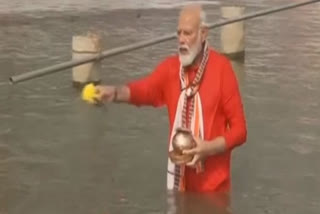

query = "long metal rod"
[{"left": 9, "top": 0, "right": 320, "bottom": 84}]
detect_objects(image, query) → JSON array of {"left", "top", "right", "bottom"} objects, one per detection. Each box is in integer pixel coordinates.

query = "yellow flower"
[{"left": 81, "top": 83, "right": 98, "bottom": 104}]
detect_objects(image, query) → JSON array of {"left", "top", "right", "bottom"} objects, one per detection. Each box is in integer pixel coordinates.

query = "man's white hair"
[{"left": 179, "top": 3, "right": 208, "bottom": 28}]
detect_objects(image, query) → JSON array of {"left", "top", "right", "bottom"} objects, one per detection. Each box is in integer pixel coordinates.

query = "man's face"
[{"left": 177, "top": 11, "right": 204, "bottom": 67}]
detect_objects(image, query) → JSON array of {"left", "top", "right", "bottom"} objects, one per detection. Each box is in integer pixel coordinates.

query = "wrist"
[
  {"left": 203, "top": 141, "right": 213, "bottom": 157},
  {"left": 111, "top": 85, "right": 130, "bottom": 103},
  {"left": 208, "top": 137, "right": 227, "bottom": 156}
]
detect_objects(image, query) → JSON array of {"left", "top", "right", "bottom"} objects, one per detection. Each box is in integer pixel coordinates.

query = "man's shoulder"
[
  {"left": 149, "top": 54, "right": 179, "bottom": 77},
  {"left": 208, "top": 48, "right": 230, "bottom": 65},
  {"left": 157, "top": 54, "right": 180, "bottom": 67}
]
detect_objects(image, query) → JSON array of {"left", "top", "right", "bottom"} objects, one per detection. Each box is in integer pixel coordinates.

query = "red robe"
[{"left": 127, "top": 48, "right": 247, "bottom": 193}]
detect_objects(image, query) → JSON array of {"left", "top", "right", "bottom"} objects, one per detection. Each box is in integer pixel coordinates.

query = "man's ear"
[{"left": 201, "top": 26, "right": 209, "bottom": 42}]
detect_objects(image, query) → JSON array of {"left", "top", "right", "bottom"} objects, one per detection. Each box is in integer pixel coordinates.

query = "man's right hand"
[
  {"left": 95, "top": 85, "right": 116, "bottom": 103},
  {"left": 95, "top": 85, "right": 130, "bottom": 103}
]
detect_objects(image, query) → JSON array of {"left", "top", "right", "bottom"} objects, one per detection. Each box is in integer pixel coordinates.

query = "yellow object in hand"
[{"left": 81, "top": 83, "right": 99, "bottom": 104}]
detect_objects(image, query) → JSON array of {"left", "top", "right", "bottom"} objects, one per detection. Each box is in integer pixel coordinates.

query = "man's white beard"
[{"left": 179, "top": 36, "right": 202, "bottom": 67}]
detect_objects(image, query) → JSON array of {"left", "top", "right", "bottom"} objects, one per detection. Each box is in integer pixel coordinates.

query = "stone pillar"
[
  {"left": 220, "top": 6, "right": 245, "bottom": 60},
  {"left": 230, "top": 59, "right": 245, "bottom": 85},
  {"left": 72, "top": 32, "right": 101, "bottom": 88}
]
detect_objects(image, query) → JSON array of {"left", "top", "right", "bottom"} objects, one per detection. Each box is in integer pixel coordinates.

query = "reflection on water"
[
  {"left": 166, "top": 191, "right": 232, "bottom": 214},
  {"left": 1, "top": 0, "right": 320, "bottom": 214}
]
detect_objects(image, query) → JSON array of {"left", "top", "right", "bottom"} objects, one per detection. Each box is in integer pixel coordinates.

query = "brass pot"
[{"left": 169, "top": 128, "right": 195, "bottom": 164}]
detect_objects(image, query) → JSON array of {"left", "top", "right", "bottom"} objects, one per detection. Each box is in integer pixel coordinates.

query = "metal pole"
[{"left": 9, "top": 0, "right": 320, "bottom": 84}]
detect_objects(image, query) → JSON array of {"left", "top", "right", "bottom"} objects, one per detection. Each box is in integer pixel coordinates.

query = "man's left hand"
[{"left": 182, "top": 137, "right": 210, "bottom": 167}]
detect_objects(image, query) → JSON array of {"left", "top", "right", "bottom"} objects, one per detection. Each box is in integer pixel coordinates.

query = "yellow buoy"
[{"left": 81, "top": 83, "right": 99, "bottom": 104}]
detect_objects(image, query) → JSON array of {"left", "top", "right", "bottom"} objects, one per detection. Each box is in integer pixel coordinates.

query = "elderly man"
[{"left": 94, "top": 5, "right": 247, "bottom": 193}]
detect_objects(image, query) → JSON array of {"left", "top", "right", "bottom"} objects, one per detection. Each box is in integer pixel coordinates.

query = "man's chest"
[{"left": 165, "top": 67, "right": 222, "bottom": 115}]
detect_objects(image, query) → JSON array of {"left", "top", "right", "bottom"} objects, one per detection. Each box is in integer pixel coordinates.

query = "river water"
[{"left": 0, "top": 0, "right": 320, "bottom": 214}]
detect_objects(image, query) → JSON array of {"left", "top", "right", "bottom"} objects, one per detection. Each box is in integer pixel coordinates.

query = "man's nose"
[{"left": 178, "top": 34, "right": 187, "bottom": 46}]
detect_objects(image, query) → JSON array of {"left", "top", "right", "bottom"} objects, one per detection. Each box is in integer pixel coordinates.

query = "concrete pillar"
[
  {"left": 230, "top": 59, "right": 245, "bottom": 86},
  {"left": 220, "top": 6, "right": 245, "bottom": 60},
  {"left": 72, "top": 32, "right": 101, "bottom": 88}
]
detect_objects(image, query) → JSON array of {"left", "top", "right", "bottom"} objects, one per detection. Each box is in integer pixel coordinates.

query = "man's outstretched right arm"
[{"left": 95, "top": 58, "right": 170, "bottom": 106}]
